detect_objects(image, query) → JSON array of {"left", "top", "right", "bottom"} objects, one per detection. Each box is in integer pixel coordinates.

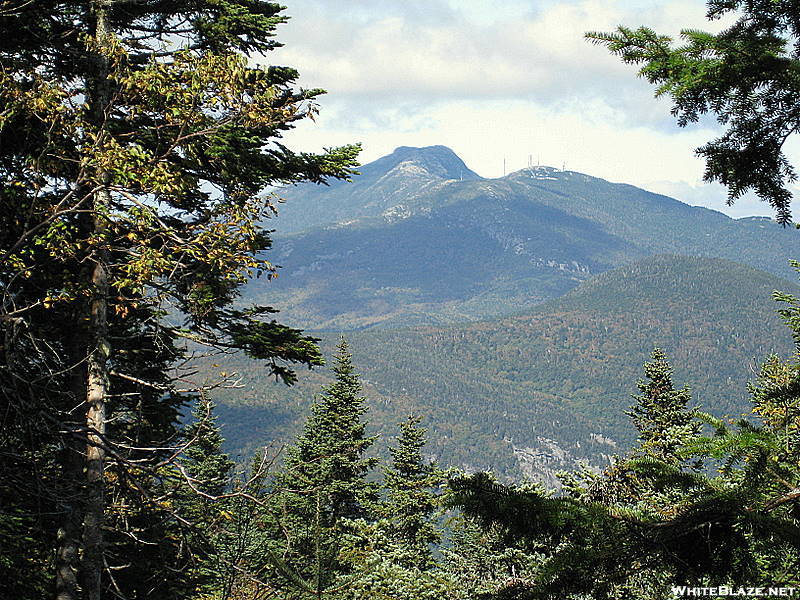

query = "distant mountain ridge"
[
  {"left": 247, "top": 146, "right": 800, "bottom": 330},
  {"left": 214, "top": 147, "right": 800, "bottom": 483}
]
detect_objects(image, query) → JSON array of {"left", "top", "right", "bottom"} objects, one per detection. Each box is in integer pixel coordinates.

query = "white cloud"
[
  {"left": 274, "top": 0, "right": 728, "bottom": 107},
  {"left": 269, "top": 0, "right": 796, "bottom": 219},
  {"left": 283, "top": 98, "right": 711, "bottom": 179}
]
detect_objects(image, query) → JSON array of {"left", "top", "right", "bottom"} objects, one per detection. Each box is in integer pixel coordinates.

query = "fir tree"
[
  {"left": 267, "top": 338, "right": 379, "bottom": 596},
  {"left": 442, "top": 514, "right": 544, "bottom": 600},
  {"left": 179, "top": 396, "right": 236, "bottom": 519},
  {"left": 333, "top": 416, "right": 450, "bottom": 600},
  {"left": 174, "top": 395, "right": 236, "bottom": 597},
  {"left": 279, "top": 338, "right": 378, "bottom": 523},
  {"left": 382, "top": 414, "right": 444, "bottom": 570},
  {"left": 627, "top": 348, "right": 700, "bottom": 464}
]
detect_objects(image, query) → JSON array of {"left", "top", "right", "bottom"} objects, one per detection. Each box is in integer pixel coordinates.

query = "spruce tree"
[
  {"left": 628, "top": 348, "right": 700, "bottom": 464},
  {"left": 442, "top": 514, "right": 544, "bottom": 600},
  {"left": 179, "top": 396, "right": 236, "bottom": 517},
  {"left": 174, "top": 396, "right": 236, "bottom": 598},
  {"left": 382, "top": 415, "right": 444, "bottom": 570},
  {"left": 335, "top": 416, "right": 450, "bottom": 600},
  {"left": 267, "top": 338, "right": 379, "bottom": 596}
]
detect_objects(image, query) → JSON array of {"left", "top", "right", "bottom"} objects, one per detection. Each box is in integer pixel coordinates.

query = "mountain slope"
[
  {"left": 251, "top": 147, "right": 800, "bottom": 330},
  {"left": 217, "top": 255, "right": 800, "bottom": 482},
  {"left": 257, "top": 190, "right": 640, "bottom": 328},
  {"left": 271, "top": 145, "right": 481, "bottom": 234}
]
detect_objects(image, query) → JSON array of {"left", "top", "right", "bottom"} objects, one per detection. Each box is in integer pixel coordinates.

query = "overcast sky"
[{"left": 269, "top": 0, "right": 798, "bottom": 219}]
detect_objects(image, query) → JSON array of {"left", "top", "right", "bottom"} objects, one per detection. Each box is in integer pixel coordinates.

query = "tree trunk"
[
  {"left": 55, "top": 416, "right": 84, "bottom": 600},
  {"left": 82, "top": 228, "right": 109, "bottom": 600},
  {"left": 81, "top": 2, "right": 113, "bottom": 598}
]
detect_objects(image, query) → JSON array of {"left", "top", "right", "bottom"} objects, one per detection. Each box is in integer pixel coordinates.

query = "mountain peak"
[
  {"left": 364, "top": 145, "right": 482, "bottom": 182},
  {"left": 506, "top": 165, "right": 565, "bottom": 180},
  {"left": 272, "top": 145, "right": 482, "bottom": 234}
]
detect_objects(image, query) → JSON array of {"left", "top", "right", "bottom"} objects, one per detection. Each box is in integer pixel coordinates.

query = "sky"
[{"left": 269, "top": 0, "right": 797, "bottom": 219}]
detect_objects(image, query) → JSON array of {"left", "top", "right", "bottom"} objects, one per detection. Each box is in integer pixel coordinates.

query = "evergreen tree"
[
  {"left": 628, "top": 348, "right": 700, "bottom": 464},
  {"left": 382, "top": 414, "right": 444, "bottom": 570},
  {"left": 266, "top": 338, "right": 379, "bottom": 597},
  {"left": 0, "top": 2, "right": 358, "bottom": 597},
  {"left": 179, "top": 396, "right": 236, "bottom": 518},
  {"left": 577, "top": 349, "right": 700, "bottom": 510},
  {"left": 335, "top": 518, "right": 453, "bottom": 600},
  {"left": 0, "top": 0, "right": 355, "bottom": 600},
  {"left": 442, "top": 514, "right": 544, "bottom": 600},
  {"left": 174, "top": 395, "right": 236, "bottom": 598},
  {"left": 332, "top": 415, "right": 451, "bottom": 600}
]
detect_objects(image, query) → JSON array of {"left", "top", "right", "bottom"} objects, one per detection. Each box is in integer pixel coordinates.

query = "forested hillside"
[{"left": 216, "top": 255, "right": 799, "bottom": 481}]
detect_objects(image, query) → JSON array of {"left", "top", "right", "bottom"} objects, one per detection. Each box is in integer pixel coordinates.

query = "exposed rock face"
[{"left": 512, "top": 436, "right": 610, "bottom": 489}]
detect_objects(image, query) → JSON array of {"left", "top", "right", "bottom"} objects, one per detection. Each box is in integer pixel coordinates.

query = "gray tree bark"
[{"left": 81, "top": 2, "right": 113, "bottom": 598}]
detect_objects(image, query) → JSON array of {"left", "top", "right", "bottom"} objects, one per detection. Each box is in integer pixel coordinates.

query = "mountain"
[
  {"left": 271, "top": 145, "right": 481, "bottom": 234},
  {"left": 251, "top": 146, "right": 800, "bottom": 330},
  {"left": 215, "top": 255, "right": 800, "bottom": 484}
]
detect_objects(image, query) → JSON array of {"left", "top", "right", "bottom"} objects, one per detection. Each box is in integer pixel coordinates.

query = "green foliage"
[
  {"left": 450, "top": 322, "right": 800, "bottom": 598},
  {"left": 442, "top": 512, "right": 545, "bottom": 600},
  {"left": 214, "top": 255, "right": 798, "bottom": 480},
  {"left": 627, "top": 348, "right": 701, "bottom": 464},
  {"left": 381, "top": 415, "right": 446, "bottom": 569},
  {"left": 0, "top": 1, "right": 358, "bottom": 596},
  {"left": 0, "top": 507, "right": 50, "bottom": 599},
  {"left": 264, "top": 338, "right": 380, "bottom": 597},
  {"left": 173, "top": 397, "right": 236, "bottom": 597},
  {"left": 337, "top": 519, "right": 454, "bottom": 600},
  {"left": 588, "top": 1, "right": 800, "bottom": 224},
  {"left": 277, "top": 338, "right": 379, "bottom": 522}
]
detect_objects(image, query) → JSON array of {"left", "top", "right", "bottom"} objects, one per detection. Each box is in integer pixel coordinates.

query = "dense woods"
[
  {"left": 0, "top": 1, "right": 357, "bottom": 598},
  {"left": 4, "top": 0, "right": 800, "bottom": 599},
  {"left": 211, "top": 256, "right": 800, "bottom": 480}
]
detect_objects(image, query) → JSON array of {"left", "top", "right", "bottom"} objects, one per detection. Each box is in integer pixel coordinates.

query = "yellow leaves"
[
  {"left": 115, "top": 47, "right": 306, "bottom": 140},
  {"left": 2, "top": 34, "right": 310, "bottom": 314},
  {"left": 79, "top": 30, "right": 126, "bottom": 64},
  {"left": 219, "top": 509, "right": 234, "bottom": 521},
  {"left": 91, "top": 138, "right": 186, "bottom": 195},
  {"left": 41, "top": 291, "right": 79, "bottom": 309},
  {"left": 106, "top": 196, "right": 276, "bottom": 296},
  {"left": 0, "top": 67, "right": 77, "bottom": 137}
]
